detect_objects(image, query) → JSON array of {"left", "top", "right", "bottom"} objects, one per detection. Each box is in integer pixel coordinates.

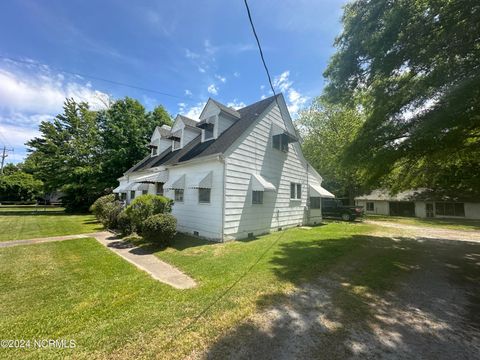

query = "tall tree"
[
  {"left": 324, "top": 0, "right": 480, "bottom": 197},
  {"left": 298, "top": 98, "right": 364, "bottom": 202},
  {"left": 98, "top": 98, "right": 168, "bottom": 186},
  {"left": 26, "top": 97, "right": 172, "bottom": 211},
  {"left": 26, "top": 99, "right": 103, "bottom": 211}
]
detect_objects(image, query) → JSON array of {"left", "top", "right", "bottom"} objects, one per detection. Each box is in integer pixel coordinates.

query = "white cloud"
[
  {"left": 0, "top": 63, "right": 111, "bottom": 162},
  {"left": 198, "top": 66, "right": 206, "bottom": 73},
  {"left": 185, "top": 49, "right": 200, "bottom": 59},
  {"left": 215, "top": 74, "right": 226, "bottom": 83},
  {"left": 178, "top": 102, "right": 206, "bottom": 120},
  {"left": 272, "top": 70, "right": 308, "bottom": 117},
  {"left": 226, "top": 99, "right": 246, "bottom": 110},
  {"left": 0, "top": 69, "right": 110, "bottom": 115},
  {"left": 233, "top": 72, "right": 240, "bottom": 78},
  {"left": 207, "top": 84, "right": 218, "bottom": 95},
  {"left": 0, "top": 121, "right": 40, "bottom": 153},
  {"left": 184, "top": 89, "right": 192, "bottom": 96}
]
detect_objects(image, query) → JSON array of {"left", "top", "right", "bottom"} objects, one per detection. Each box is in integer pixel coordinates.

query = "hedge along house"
[
  {"left": 113, "top": 94, "right": 333, "bottom": 241},
  {"left": 355, "top": 189, "right": 480, "bottom": 219}
]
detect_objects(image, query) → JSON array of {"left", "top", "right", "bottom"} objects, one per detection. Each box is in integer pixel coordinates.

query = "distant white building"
[
  {"left": 113, "top": 94, "right": 334, "bottom": 241},
  {"left": 355, "top": 189, "right": 480, "bottom": 219}
]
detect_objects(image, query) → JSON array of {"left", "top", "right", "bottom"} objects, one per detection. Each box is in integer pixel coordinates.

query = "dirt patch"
[
  {"left": 366, "top": 220, "right": 480, "bottom": 243},
  {"left": 201, "top": 231, "right": 480, "bottom": 359}
]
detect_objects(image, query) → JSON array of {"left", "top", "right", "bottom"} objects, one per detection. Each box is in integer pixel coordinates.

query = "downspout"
[
  {"left": 306, "top": 162, "right": 310, "bottom": 225},
  {"left": 221, "top": 155, "right": 226, "bottom": 242}
]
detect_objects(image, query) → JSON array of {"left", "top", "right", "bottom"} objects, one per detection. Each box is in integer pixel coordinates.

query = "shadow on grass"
[
  {"left": 105, "top": 232, "right": 214, "bottom": 256},
  {"left": 0, "top": 210, "right": 70, "bottom": 216},
  {"left": 206, "top": 235, "right": 480, "bottom": 359}
]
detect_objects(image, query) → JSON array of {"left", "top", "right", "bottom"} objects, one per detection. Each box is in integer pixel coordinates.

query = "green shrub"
[
  {"left": 117, "top": 211, "right": 133, "bottom": 236},
  {"left": 125, "top": 194, "right": 173, "bottom": 233},
  {"left": 90, "top": 194, "right": 123, "bottom": 229},
  {"left": 142, "top": 213, "right": 177, "bottom": 245}
]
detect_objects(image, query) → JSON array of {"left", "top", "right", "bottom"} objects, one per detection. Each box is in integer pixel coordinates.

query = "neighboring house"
[
  {"left": 355, "top": 189, "right": 480, "bottom": 219},
  {"left": 114, "top": 94, "right": 334, "bottom": 241}
]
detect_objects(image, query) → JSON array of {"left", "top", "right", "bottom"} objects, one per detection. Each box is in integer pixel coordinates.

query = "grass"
[
  {"left": 0, "top": 222, "right": 422, "bottom": 359},
  {"left": 0, "top": 206, "right": 102, "bottom": 242},
  {"left": 366, "top": 214, "right": 480, "bottom": 231}
]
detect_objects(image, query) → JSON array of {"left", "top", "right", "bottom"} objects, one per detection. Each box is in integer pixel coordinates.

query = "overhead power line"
[
  {"left": 0, "top": 55, "right": 187, "bottom": 100},
  {"left": 243, "top": 0, "right": 277, "bottom": 98}
]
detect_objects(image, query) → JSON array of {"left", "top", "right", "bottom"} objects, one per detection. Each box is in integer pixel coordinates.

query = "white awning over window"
[
  {"left": 309, "top": 184, "right": 335, "bottom": 198},
  {"left": 251, "top": 174, "right": 276, "bottom": 192},
  {"left": 132, "top": 183, "right": 150, "bottom": 191},
  {"left": 134, "top": 171, "right": 168, "bottom": 184},
  {"left": 113, "top": 184, "right": 129, "bottom": 193},
  {"left": 164, "top": 174, "right": 185, "bottom": 190},
  {"left": 188, "top": 171, "right": 213, "bottom": 189}
]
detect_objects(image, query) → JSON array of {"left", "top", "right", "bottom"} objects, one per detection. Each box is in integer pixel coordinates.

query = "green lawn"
[
  {"left": 366, "top": 214, "right": 480, "bottom": 231},
  {"left": 0, "top": 206, "right": 102, "bottom": 242},
  {"left": 0, "top": 222, "right": 420, "bottom": 359}
]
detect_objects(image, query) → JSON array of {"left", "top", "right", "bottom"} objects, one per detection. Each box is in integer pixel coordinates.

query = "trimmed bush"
[
  {"left": 116, "top": 211, "right": 133, "bottom": 236},
  {"left": 90, "top": 194, "right": 123, "bottom": 229},
  {"left": 124, "top": 194, "right": 173, "bottom": 233},
  {"left": 142, "top": 213, "right": 177, "bottom": 245}
]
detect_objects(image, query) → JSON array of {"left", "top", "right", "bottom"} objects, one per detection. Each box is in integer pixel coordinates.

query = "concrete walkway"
[
  {"left": 94, "top": 232, "right": 196, "bottom": 289},
  {"left": 1, "top": 231, "right": 197, "bottom": 289},
  {"left": 0, "top": 232, "right": 107, "bottom": 248}
]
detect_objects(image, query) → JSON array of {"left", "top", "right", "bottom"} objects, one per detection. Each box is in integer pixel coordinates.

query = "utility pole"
[{"left": 0, "top": 146, "right": 14, "bottom": 175}]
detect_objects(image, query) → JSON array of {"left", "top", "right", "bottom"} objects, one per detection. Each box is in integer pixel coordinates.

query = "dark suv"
[{"left": 322, "top": 198, "right": 364, "bottom": 221}]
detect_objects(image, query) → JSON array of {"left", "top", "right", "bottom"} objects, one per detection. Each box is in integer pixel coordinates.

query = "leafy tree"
[
  {"left": 1, "top": 163, "right": 20, "bottom": 176},
  {"left": 324, "top": 0, "right": 480, "bottom": 197},
  {"left": 98, "top": 98, "right": 168, "bottom": 187},
  {"left": 149, "top": 105, "right": 173, "bottom": 128},
  {"left": 26, "top": 98, "right": 103, "bottom": 211},
  {"left": 298, "top": 98, "right": 364, "bottom": 202},
  {"left": 25, "top": 97, "right": 172, "bottom": 212},
  {"left": 0, "top": 171, "right": 43, "bottom": 202}
]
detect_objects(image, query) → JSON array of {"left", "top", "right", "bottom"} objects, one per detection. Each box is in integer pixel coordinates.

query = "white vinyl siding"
[
  {"left": 223, "top": 103, "right": 315, "bottom": 239},
  {"left": 164, "top": 159, "right": 224, "bottom": 239}
]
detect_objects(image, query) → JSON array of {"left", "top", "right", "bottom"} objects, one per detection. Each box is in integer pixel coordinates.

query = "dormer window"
[
  {"left": 151, "top": 146, "right": 158, "bottom": 156},
  {"left": 173, "top": 139, "right": 181, "bottom": 150},
  {"left": 204, "top": 124, "right": 214, "bottom": 140},
  {"left": 168, "top": 130, "right": 182, "bottom": 150}
]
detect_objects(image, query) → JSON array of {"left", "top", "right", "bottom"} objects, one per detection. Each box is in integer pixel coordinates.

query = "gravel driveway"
[{"left": 203, "top": 225, "right": 480, "bottom": 359}]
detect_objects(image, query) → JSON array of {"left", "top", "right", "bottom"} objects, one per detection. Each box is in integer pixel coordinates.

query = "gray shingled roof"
[
  {"left": 126, "top": 95, "right": 279, "bottom": 174},
  {"left": 177, "top": 114, "right": 198, "bottom": 128},
  {"left": 208, "top": 98, "right": 241, "bottom": 118}
]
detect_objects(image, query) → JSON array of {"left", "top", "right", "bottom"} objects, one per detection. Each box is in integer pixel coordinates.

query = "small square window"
[
  {"left": 174, "top": 189, "right": 184, "bottom": 202},
  {"left": 156, "top": 183, "right": 164, "bottom": 195},
  {"left": 290, "top": 182, "right": 301, "bottom": 199},
  {"left": 199, "top": 188, "right": 211, "bottom": 203},
  {"left": 310, "top": 197, "right": 321, "bottom": 209},
  {"left": 366, "top": 202, "right": 374, "bottom": 211},
  {"left": 252, "top": 191, "right": 263, "bottom": 204},
  {"left": 142, "top": 190, "right": 148, "bottom": 195},
  {"left": 273, "top": 134, "right": 289, "bottom": 153},
  {"left": 290, "top": 183, "right": 296, "bottom": 199},
  {"left": 204, "top": 127, "right": 214, "bottom": 140}
]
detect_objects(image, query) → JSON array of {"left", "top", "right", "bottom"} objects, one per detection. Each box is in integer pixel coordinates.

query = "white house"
[
  {"left": 355, "top": 189, "right": 480, "bottom": 219},
  {"left": 114, "top": 94, "right": 334, "bottom": 241}
]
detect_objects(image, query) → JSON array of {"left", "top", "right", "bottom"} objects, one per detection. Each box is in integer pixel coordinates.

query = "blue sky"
[{"left": 0, "top": 0, "right": 346, "bottom": 163}]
